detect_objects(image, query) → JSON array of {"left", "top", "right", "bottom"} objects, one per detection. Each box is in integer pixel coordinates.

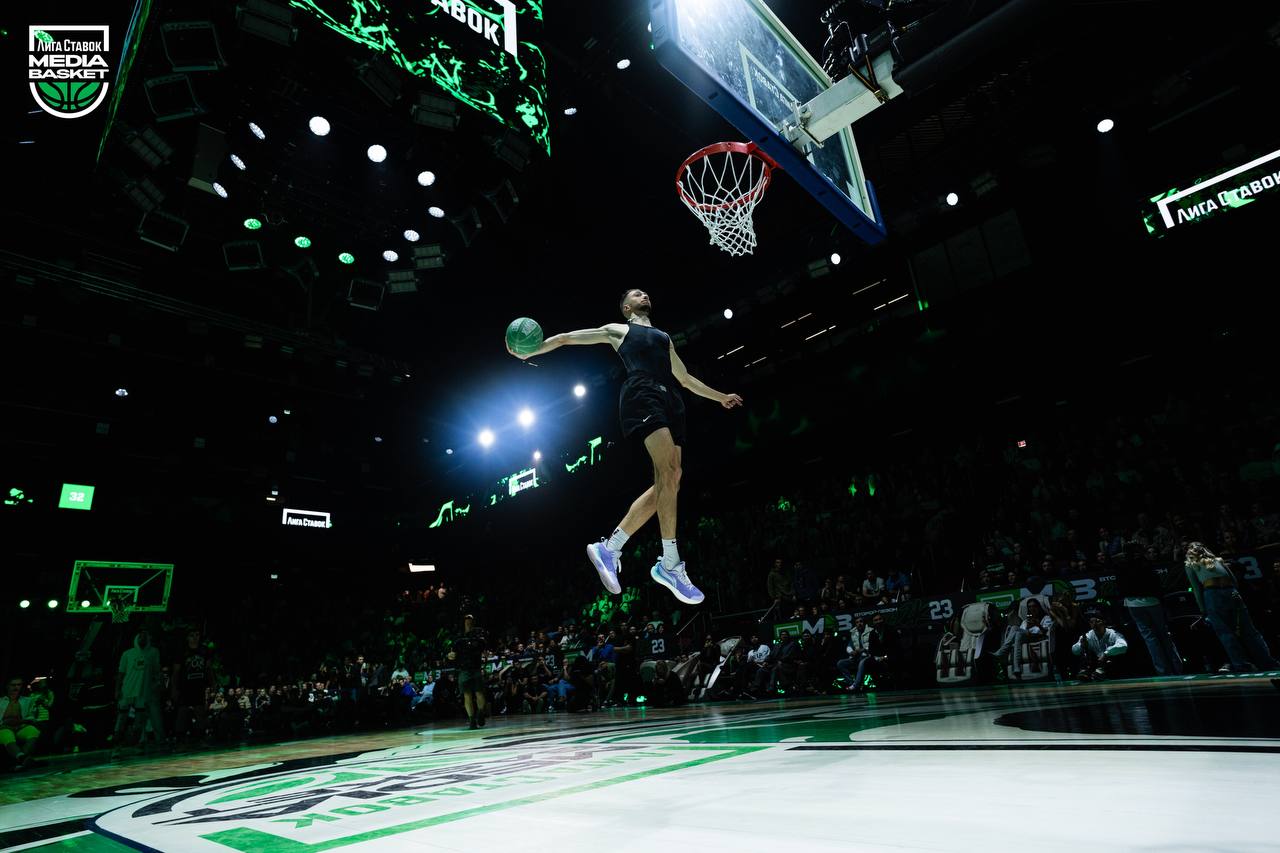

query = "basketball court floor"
[{"left": 2, "top": 673, "right": 1277, "bottom": 852}]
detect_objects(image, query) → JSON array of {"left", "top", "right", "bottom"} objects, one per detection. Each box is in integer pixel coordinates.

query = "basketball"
[
  {"left": 506, "top": 317, "right": 543, "bottom": 356},
  {"left": 37, "top": 81, "right": 100, "bottom": 113}
]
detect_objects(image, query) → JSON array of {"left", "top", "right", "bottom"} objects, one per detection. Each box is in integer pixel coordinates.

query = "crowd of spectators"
[{"left": 5, "top": 375, "right": 1279, "bottom": 769}]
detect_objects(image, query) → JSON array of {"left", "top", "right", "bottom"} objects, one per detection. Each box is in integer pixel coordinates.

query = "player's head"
[{"left": 619, "top": 289, "right": 651, "bottom": 320}]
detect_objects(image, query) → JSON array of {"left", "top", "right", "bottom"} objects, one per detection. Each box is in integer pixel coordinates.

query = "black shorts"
[{"left": 619, "top": 375, "right": 686, "bottom": 446}]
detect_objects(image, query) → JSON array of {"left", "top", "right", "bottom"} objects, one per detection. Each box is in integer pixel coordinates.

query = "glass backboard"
[{"left": 650, "top": 0, "right": 886, "bottom": 244}]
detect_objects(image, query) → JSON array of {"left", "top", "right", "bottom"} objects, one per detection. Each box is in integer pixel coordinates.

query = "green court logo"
[{"left": 28, "top": 25, "right": 111, "bottom": 119}]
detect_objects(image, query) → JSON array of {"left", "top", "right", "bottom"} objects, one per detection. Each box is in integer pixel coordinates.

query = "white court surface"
[{"left": 2, "top": 674, "right": 1277, "bottom": 852}]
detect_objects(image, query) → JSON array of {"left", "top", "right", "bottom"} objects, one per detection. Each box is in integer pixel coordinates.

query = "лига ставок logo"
[{"left": 28, "top": 25, "right": 112, "bottom": 119}]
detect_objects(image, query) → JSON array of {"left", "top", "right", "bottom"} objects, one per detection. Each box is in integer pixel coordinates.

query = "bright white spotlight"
[
  {"left": 374, "top": 436, "right": 383, "bottom": 443},
  {"left": 383, "top": 250, "right": 399, "bottom": 262},
  {"left": 115, "top": 387, "right": 129, "bottom": 398},
  {"left": 19, "top": 599, "right": 30, "bottom": 609},
  {"left": 47, "top": 599, "right": 58, "bottom": 609},
  {"left": 248, "top": 121, "right": 266, "bottom": 140},
  {"left": 1096, "top": 118, "right": 1114, "bottom": 133},
  {"left": 404, "top": 229, "right": 420, "bottom": 242},
  {"left": 230, "top": 154, "right": 246, "bottom": 170},
  {"left": 830, "top": 252, "right": 842, "bottom": 265},
  {"left": 417, "top": 170, "right": 436, "bottom": 186},
  {"left": 212, "top": 182, "right": 228, "bottom": 199},
  {"left": 428, "top": 206, "right": 445, "bottom": 218},
  {"left": 563, "top": 107, "right": 578, "bottom": 116},
  {"left": 309, "top": 116, "right": 331, "bottom": 136},
  {"left": 268, "top": 415, "right": 278, "bottom": 424},
  {"left": 445, "top": 448, "right": 454, "bottom": 455},
  {"left": 616, "top": 58, "right": 631, "bottom": 70},
  {"left": 367, "top": 144, "right": 387, "bottom": 163},
  {"left": 80, "top": 600, "right": 91, "bottom": 608},
  {"left": 945, "top": 192, "right": 959, "bottom": 206},
  {"left": 518, "top": 408, "right": 535, "bottom": 428},
  {"left": 573, "top": 384, "right": 587, "bottom": 398},
  {"left": 533, "top": 450, "right": 542, "bottom": 461},
  {"left": 723, "top": 308, "right": 734, "bottom": 320},
  {"left": 478, "top": 429, "right": 495, "bottom": 448}
]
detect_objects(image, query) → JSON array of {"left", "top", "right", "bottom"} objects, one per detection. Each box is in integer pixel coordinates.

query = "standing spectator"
[
  {"left": 861, "top": 570, "right": 886, "bottom": 605},
  {"left": 793, "top": 560, "right": 818, "bottom": 604},
  {"left": 448, "top": 615, "right": 488, "bottom": 729},
  {"left": 1118, "top": 547, "right": 1182, "bottom": 675},
  {"left": 172, "top": 629, "right": 209, "bottom": 745},
  {"left": 767, "top": 559, "right": 795, "bottom": 606},
  {"left": 1184, "top": 542, "right": 1279, "bottom": 671},
  {"left": 819, "top": 578, "right": 836, "bottom": 605},
  {"left": 113, "top": 629, "right": 164, "bottom": 751},
  {"left": 1072, "top": 612, "right": 1129, "bottom": 679}
]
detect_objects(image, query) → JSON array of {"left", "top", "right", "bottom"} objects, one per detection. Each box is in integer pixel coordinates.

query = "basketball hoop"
[
  {"left": 676, "top": 142, "right": 777, "bottom": 256},
  {"left": 107, "top": 590, "right": 133, "bottom": 624}
]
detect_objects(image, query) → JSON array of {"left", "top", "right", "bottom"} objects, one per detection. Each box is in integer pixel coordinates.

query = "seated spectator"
[
  {"left": 650, "top": 661, "right": 687, "bottom": 707},
  {"left": 861, "top": 570, "right": 886, "bottom": 605},
  {"left": 993, "top": 598, "right": 1054, "bottom": 679},
  {"left": 1071, "top": 611, "right": 1129, "bottom": 680},
  {"left": 820, "top": 578, "right": 836, "bottom": 604},
  {"left": 885, "top": 569, "right": 910, "bottom": 596},
  {"left": 836, "top": 617, "right": 874, "bottom": 691},
  {"left": 1, "top": 676, "right": 41, "bottom": 768},
  {"left": 520, "top": 676, "right": 548, "bottom": 714}
]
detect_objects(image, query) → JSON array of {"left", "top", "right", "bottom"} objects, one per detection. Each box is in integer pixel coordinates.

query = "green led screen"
[
  {"left": 59, "top": 483, "right": 95, "bottom": 510},
  {"left": 290, "top": 0, "right": 549, "bottom": 155}
]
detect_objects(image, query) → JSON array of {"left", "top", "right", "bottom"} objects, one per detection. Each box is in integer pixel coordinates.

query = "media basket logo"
[{"left": 28, "top": 25, "right": 112, "bottom": 119}]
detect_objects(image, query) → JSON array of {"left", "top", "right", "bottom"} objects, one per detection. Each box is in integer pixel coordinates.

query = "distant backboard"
[
  {"left": 650, "top": 0, "right": 886, "bottom": 244},
  {"left": 66, "top": 560, "right": 173, "bottom": 616}
]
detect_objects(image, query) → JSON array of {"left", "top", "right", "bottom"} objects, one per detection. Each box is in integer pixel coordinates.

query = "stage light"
[
  {"left": 945, "top": 192, "right": 959, "bottom": 206},
  {"left": 47, "top": 599, "right": 58, "bottom": 609},
  {"left": 294, "top": 236, "right": 311, "bottom": 248},
  {"left": 268, "top": 415, "right": 278, "bottom": 424},
  {"left": 617, "top": 58, "right": 631, "bottom": 70},
  {"left": 270, "top": 573, "right": 279, "bottom": 580},
  {"left": 564, "top": 107, "right": 577, "bottom": 116},
  {"left": 533, "top": 450, "right": 542, "bottom": 461},
  {"left": 1096, "top": 118, "right": 1114, "bottom": 133},
  {"left": 309, "top": 115, "right": 331, "bottom": 136},
  {"left": 573, "top": 384, "right": 587, "bottom": 398},
  {"left": 383, "top": 250, "right": 399, "bottom": 262},
  {"left": 428, "top": 206, "right": 445, "bottom": 219},
  {"left": 446, "top": 448, "right": 454, "bottom": 455},
  {"left": 212, "top": 182, "right": 228, "bottom": 199},
  {"left": 404, "top": 229, "right": 420, "bottom": 242},
  {"left": 244, "top": 218, "right": 262, "bottom": 230},
  {"left": 367, "top": 144, "right": 387, "bottom": 163},
  {"left": 115, "top": 387, "right": 129, "bottom": 397},
  {"left": 374, "top": 436, "right": 383, "bottom": 443},
  {"left": 830, "top": 252, "right": 842, "bottom": 265},
  {"left": 478, "top": 429, "right": 495, "bottom": 448},
  {"left": 723, "top": 308, "right": 734, "bottom": 319},
  {"left": 339, "top": 252, "right": 355, "bottom": 264},
  {"left": 80, "top": 600, "right": 90, "bottom": 608},
  {"left": 248, "top": 121, "right": 265, "bottom": 140},
  {"left": 518, "top": 408, "right": 535, "bottom": 428},
  {"left": 230, "top": 154, "right": 246, "bottom": 170},
  {"left": 417, "top": 170, "right": 436, "bottom": 187},
  {"left": 19, "top": 600, "right": 30, "bottom": 609},
  {"left": 1017, "top": 439, "right": 1028, "bottom": 448}
]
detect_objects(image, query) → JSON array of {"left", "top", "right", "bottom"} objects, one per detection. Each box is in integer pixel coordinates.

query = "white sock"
[
  {"left": 606, "top": 527, "right": 630, "bottom": 553},
  {"left": 662, "top": 539, "right": 680, "bottom": 571}
]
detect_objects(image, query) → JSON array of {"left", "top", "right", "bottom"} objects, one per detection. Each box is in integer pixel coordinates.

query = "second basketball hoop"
[{"left": 676, "top": 141, "right": 777, "bottom": 257}]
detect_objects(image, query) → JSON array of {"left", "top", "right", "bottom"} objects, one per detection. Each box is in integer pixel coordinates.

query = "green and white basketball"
[{"left": 505, "top": 317, "right": 543, "bottom": 356}]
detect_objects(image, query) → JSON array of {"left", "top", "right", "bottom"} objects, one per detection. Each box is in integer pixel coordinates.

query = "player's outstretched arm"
[
  {"left": 670, "top": 344, "right": 743, "bottom": 409},
  {"left": 507, "top": 325, "right": 618, "bottom": 360}
]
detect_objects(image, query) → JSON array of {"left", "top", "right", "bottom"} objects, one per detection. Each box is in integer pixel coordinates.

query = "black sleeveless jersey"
[{"left": 617, "top": 323, "right": 675, "bottom": 382}]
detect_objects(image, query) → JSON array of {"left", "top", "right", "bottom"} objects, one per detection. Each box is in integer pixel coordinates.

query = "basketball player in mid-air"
[{"left": 507, "top": 289, "right": 742, "bottom": 605}]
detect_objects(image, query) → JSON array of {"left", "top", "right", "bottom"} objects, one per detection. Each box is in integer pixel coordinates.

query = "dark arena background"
[{"left": 2, "top": 1, "right": 1279, "bottom": 851}]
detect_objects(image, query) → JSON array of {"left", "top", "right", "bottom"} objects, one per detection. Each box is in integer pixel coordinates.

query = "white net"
[{"left": 677, "top": 143, "right": 773, "bottom": 257}]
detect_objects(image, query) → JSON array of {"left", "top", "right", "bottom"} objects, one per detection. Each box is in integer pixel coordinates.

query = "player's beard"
[{"left": 631, "top": 302, "right": 651, "bottom": 319}]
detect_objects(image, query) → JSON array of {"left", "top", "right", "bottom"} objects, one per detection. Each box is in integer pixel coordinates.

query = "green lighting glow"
[
  {"left": 429, "top": 500, "right": 472, "bottom": 528},
  {"left": 290, "top": 0, "right": 550, "bottom": 155},
  {"left": 777, "top": 497, "right": 793, "bottom": 512},
  {"left": 847, "top": 479, "right": 857, "bottom": 498},
  {"left": 294, "top": 236, "right": 311, "bottom": 248},
  {"left": 5, "top": 487, "right": 33, "bottom": 506},
  {"left": 338, "top": 252, "right": 355, "bottom": 264},
  {"left": 58, "top": 483, "right": 95, "bottom": 511},
  {"left": 244, "top": 218, "right": 263, "bottom": 230}
]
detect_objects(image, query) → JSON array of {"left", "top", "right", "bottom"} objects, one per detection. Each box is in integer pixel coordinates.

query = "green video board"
[{"left": 291, "top": 0, "right": 549, "bottom": 155}]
